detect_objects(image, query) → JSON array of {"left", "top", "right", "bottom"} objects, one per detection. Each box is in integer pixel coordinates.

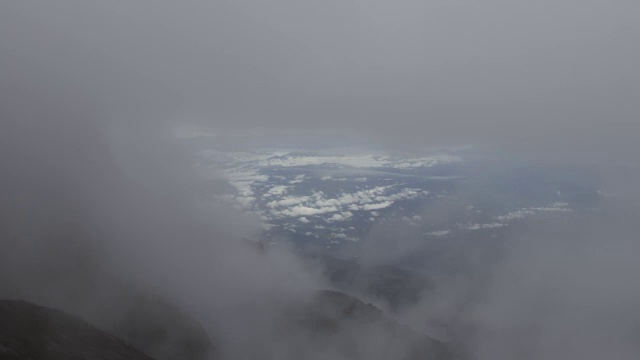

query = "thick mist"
[
  {"left": 388, "top": 188, "right": 640, "bottom": 360},
  {"left": 0, "top": 86, "right": 325, "bottom": 359},
  {"left": 2, "top": 0, "right": 639, "bottom": 155},
  {"left": 2, "top": 1, "right": 640, "bottom": 360}
]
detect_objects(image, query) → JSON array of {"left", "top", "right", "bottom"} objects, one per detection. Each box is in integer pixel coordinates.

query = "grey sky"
[
  {"left": 2, "top": 2, "right": 640, "bottom": 360},
  {"left": 2, "top": 0, "right": 639, "bottom": 158}
]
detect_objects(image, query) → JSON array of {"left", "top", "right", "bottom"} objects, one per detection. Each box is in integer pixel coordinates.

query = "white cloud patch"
[
  {"left": 385, "top": 154, "right": 462, "bottom": 169},
  {"left": 197, "top": 149, "right": 454, "bottom": 238},
  {"left": 330, "top": 233, "right": 359, "bottom": 242},
  {"left": 267, "top": 195, "right": 311, "bottom": 208},
  {"left": 264, "top": 185, "right": 290, "bottom": 197},
  {"left": 258, "top": 153, "right": 462, "bottom": 169},
  {"left": 263, "top": 184, "right": 429, "bottom": 219},
  {"left": 463, "top": 222, "right": 506, "bottom": 230},
  {"left": 326, "top": 211, "right": 353, "bottom": 222},
  {"left": 494, "top": 202, "right": 572, "bottom": 222},
  {"left": 360, "top": 201, "right": 395, "bottom": 211},
  {"left": 289, "top": 174, "right": 306, "bottom": 184},
  {"left": 426, "top": 230, "right": 452, "bottom": 237},
  {"left": 280, "top": 205, "right": 339, "bottom": 217},
  {"left": 314, "top": 198, "right": 342, "bottom": 208},
  {"left": 459, "top": 202, "right": 573, "bottom": 231}
]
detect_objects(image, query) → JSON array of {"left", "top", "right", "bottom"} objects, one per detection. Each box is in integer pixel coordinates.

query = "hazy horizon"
[{"left": 2, "top": 1, "right": 640, "bottom": 360}]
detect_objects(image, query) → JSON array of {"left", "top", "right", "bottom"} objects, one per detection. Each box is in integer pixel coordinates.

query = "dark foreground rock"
[
  {"left": 110, "top": 293, "right": 213, "bottom": 360},
  {"left": 279, "top": 290, "right": 456, "bottom": 360},
  {"left": 306, "top": 254, "right": 432, "bottom": 311},
  {"left": 0, "top": 299, "right": 153, "bottom": 360}
]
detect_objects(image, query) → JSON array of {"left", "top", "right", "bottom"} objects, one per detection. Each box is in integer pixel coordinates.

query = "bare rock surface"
[{"left": 0, "top": 299, "right": 154, "bottom": 360}]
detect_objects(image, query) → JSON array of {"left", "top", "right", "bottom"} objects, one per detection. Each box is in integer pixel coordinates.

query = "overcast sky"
[
  {"left": 2, "top": 3, "right": 640, "bottom": 359},
  {"left": 2, "top": 0, "right": 639, "bottom": 159}
]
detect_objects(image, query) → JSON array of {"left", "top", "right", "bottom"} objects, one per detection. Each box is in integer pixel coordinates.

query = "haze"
[{"left": 1, "top": 1, "right": 640, "bottom": 360}]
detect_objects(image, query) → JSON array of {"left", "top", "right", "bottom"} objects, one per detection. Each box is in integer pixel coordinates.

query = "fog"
[
  {"left": 1, "top": 1, "right": 640, "bottom": 360},
  {"left": 3, "top": 1, "right": 639, "bottom": 153}
]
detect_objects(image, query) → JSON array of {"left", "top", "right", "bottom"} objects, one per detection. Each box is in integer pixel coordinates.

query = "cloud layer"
[{"left": 2, "top": 0, "right": 639, "bottom": 159}]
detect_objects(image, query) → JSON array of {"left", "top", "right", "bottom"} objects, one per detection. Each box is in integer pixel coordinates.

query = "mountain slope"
[
  {"left": 0, "top": 300, "right": 154, "bottom": 360},
  {"left": 279, "top": 290, "right": 456, "bottom": 360}
]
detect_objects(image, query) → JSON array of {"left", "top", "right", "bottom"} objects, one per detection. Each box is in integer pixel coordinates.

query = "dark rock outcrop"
[
  {"left": 0, "top": 299, "right": 154, "bottom": 360},
  {"left": 110, "top": 293, "right": 214, "bottom": 360},
  {"left": 307, "top": 254, "right": 432, "bottom": 310},
  {"left": 281, "top": 290, "right": 455, "bottom": 360}
]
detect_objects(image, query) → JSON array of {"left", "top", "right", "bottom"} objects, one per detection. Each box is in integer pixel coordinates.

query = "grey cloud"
[
  {"left": 2, "top": 0, "right": 639, "bottom": 158},
  {"left": 2, "top": 1, "right": 640, "bottom": 359}
]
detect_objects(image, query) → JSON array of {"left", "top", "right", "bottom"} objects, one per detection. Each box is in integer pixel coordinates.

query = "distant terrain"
[
  {"left": 189, "top": 141, "right": 599, "bottom": 274},
  {"left": 0, "top": 290, "right": 455, "bottom": 360}
]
